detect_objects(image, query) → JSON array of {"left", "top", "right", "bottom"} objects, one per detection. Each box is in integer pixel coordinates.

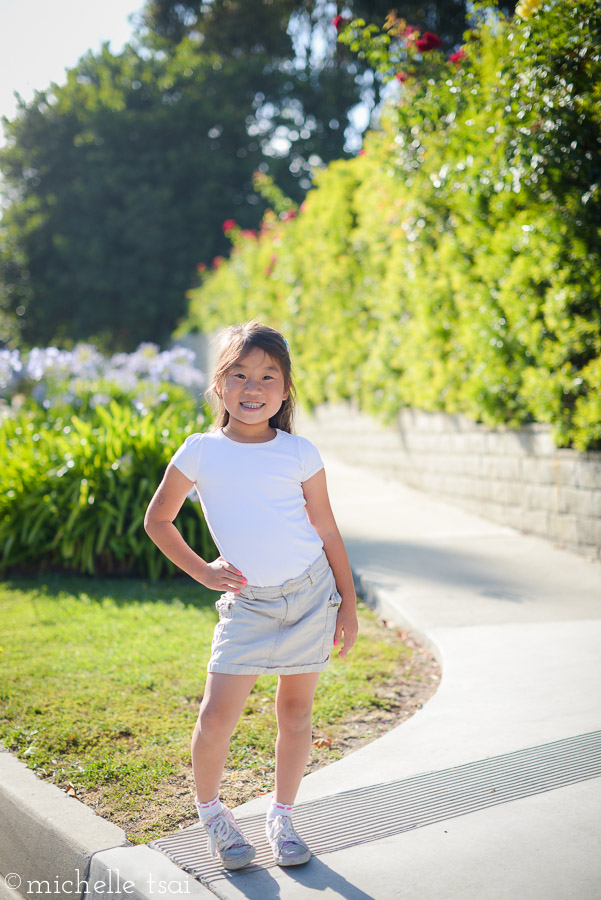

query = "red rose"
[
  {"left": 416, "top": 32, "right": 442, "bottom": 52},
  {"left": 331, "top": 15, "right": 347, "bottom": 31},
  {"left": 448, "top": 48, "right": 466, "bottom": 64},
  {"left": 222, "top": 218, "right": 237, "bottom": 232},
  {"left": 212, "top": 256, "right": 224, "bottom": 268}
]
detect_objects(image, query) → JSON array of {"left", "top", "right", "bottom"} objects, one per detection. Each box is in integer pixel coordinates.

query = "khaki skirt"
[{"left": 207, "top": 551, "right": 341, "bottom": 676}]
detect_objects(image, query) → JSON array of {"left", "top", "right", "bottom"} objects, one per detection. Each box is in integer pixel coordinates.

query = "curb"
[
  {"left": 0, "top": 746, "right": 130, "bottom": 900},
  {"left": 352, "top": 569, "right": 443, "bottom": 667},
  {"left": 85, "top": 846, "right": 215, "bottom": 899},
  {"left": 0, "top": 748, "right": 215, "bottom": 899}
]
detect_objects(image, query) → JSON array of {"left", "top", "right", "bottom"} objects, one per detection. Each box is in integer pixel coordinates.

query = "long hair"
[{"left": 207, "top": 322, "right": 296, "bottom": 433}]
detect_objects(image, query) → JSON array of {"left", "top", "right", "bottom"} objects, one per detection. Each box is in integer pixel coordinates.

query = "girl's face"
[{"left": 220, "top": 347, "right": 288, "bottom": 438}]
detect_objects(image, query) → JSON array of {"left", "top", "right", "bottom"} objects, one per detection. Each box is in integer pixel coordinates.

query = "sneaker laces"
[
  {"left": 272, "top": 815, "right": 302, "bottom": 849},
  {"left": 207, "top": 812, "right": 248, "bottom": 857}
]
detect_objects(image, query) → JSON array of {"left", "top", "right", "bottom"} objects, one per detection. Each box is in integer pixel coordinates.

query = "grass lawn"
[{"left": 0, "top": 575, "right": 438, "bottom": 843}]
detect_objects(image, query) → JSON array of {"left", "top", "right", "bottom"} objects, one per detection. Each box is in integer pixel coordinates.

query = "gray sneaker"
[
  {"left": 203, "top": 806, "right": 256, "bottom": 870},
  {"left": 266, "top": 815, "right": 311, "bottom": 866}
]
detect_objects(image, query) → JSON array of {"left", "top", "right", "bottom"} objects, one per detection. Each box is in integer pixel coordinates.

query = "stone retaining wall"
[{"left": 299, "top": 404, "right": 601, "bottom": 562}]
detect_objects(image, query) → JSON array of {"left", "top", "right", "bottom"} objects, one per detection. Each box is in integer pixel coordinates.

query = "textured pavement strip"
[{"left": 149, "top": 729, "right": 601, "bottom": 887}]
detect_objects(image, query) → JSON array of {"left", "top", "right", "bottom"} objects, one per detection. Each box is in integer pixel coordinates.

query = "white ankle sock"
[
  {"left": 195, "top": 795, "right": 223, "bottom": 822},
  {"left": 267, "top": 798, "right": 293, "bottom": 821}
]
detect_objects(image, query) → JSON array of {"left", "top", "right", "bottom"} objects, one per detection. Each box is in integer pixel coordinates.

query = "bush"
[
  {"left": 0, "top": 402, "right": 215, "bottom": 578},
  {"left": 179, "top": 0, "right": 601, "bottom": 450}
]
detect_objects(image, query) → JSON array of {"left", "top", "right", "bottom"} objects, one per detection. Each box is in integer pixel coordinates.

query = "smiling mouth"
[{"left": 240, "top": 401, "right": 264, "bottom": 409}]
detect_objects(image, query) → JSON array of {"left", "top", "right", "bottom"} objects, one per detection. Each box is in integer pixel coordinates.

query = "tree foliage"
[
  {"left": 179, "top": 0, "right": 601, "bottom": 451},
  {"left": 0, "top": 0, "right": 477, "bottom": 350},
  {"left": 0, "top": 43, "right": 275, "bottom": 350}
]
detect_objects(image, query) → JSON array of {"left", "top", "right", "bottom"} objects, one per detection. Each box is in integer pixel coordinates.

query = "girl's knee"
[
  {"left": 276, "top": 697, "right": 313, "bottom": 733},
  {"left": 196, "top": 700, "right": 235, "bottom": 742}
]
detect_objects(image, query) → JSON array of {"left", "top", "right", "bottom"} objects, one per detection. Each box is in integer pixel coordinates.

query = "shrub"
[
  {"left": 0, "top": 402, "right": 215, "bottom": 578},
  {"left": 179, "top": 0, "right": 601, "bottom": 450}
]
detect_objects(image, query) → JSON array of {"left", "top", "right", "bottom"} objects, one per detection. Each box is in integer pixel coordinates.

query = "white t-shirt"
[{"left": 170, "top": 428, "right": 325, "bottom": 586}]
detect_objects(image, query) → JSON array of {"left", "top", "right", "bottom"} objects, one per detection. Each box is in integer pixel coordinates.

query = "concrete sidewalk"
[{"left": 2, "top": 451, "right": 601, "bottom": 900}]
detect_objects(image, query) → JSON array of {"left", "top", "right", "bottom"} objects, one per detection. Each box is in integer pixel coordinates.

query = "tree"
[
  {"left": 1, "top": 0, "right": 491, "bottom": 350},
  {"left": 0, "top": 44, "right": 269, "bottom": 350}
]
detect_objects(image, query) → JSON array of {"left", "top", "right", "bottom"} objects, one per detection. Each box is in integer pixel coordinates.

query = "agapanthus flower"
[
  {"left": 25, "top": 347, "right": 72, "bottom": 382},
  {"left": 1, "top": 342, "right": 205, "bottom": 410},
  {"left": 0, "top": 349, "right": 22, "bottom": 391}
]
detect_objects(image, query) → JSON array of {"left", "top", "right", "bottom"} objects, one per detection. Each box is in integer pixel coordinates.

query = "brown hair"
[{"left": 207, "top": 322, "right": 296, "bottom": 433}]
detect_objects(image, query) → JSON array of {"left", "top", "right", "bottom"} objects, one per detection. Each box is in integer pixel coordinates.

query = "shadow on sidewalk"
[
  {"left": 150, "top": 731, "right": 601, "bottom": 893},
  {"left": 345, "top": 536, "right": 528, "bottom": 603},
  {"left": 209, "top": 857, "right": 376, "bottom": 900}
]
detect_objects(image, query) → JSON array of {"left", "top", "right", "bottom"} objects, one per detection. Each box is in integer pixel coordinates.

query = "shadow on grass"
[{"left": 0, "top": 572, "right": 217, "bottom": 610}]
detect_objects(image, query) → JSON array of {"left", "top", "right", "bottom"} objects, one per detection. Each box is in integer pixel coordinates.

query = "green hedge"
[
  {"left": 0, "top": 402, "right": 215, "bottom": 578},
  {"left": 179, "top": 0, "right": 601, "bottom": 450}
]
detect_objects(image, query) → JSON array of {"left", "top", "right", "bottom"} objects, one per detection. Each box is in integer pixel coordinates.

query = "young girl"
[{"left": 144, "top": 322, "right": 358, "bottom": 871}]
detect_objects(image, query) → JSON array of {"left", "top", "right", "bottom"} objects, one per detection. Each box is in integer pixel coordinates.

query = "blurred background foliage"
[
  {"left": 0, "top": 344, "right": 215, "bottom": 577},
  {"left": 179, "top": 0, "right": 601, "bottom": 451},
  {"left": 0, "top": 0, "right": 496, "bottom": 352}
]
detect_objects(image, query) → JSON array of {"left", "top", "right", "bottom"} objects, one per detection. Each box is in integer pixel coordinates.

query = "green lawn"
[{"left": 0, "top": 575, "right": 422, "bottom": 842}]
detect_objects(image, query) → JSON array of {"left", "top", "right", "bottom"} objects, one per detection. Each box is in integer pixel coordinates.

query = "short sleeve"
[
  {"left": 297, "top": 436, "right": 324, "bottom": 482},
  {"left": 170, "top": 432, "right": 203, "bottom": 483}
]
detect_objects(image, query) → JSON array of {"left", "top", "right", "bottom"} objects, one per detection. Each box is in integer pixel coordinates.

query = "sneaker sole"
[
  {"left": 221, "top": 846, "right": 257, "bottom": 870},
  {"left": 273, "top": 849, "right": 312, "bottom": 867}
]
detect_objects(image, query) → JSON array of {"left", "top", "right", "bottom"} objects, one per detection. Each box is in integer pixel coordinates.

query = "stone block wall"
[{"left": 299, "top": 403, "right": 601, "bottom": 562}]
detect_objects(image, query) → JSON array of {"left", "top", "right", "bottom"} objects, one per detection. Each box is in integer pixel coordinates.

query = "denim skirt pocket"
[
  {"left": 211, "top": 593, "right": 236, "bottom": 655},
  {"left": 321, "top": 590, "right": 342, "bottom": 658}
]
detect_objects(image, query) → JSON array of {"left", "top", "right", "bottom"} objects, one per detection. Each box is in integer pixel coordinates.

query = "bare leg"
[
  {"left": 191, "top": 673, "right": 257, "bottom": 803},
  {"left": 274, "top": 672, "right": 320, "bottom": 805}
]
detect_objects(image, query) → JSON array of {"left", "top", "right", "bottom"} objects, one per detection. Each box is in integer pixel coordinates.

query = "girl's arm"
[
  {"left": 302, "top": 467, "right": 358, "bottom": 659},
  {"left": 144, "top": 463, "right": 247, "bottom": 593}
]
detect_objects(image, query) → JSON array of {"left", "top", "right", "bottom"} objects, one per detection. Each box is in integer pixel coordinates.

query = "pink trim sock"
[
  {"left": 195, "top": 795, "right": 223, "bottom": 822},
  {"left": 267, "top": 798, "right": 293, "bottom": 821}
]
